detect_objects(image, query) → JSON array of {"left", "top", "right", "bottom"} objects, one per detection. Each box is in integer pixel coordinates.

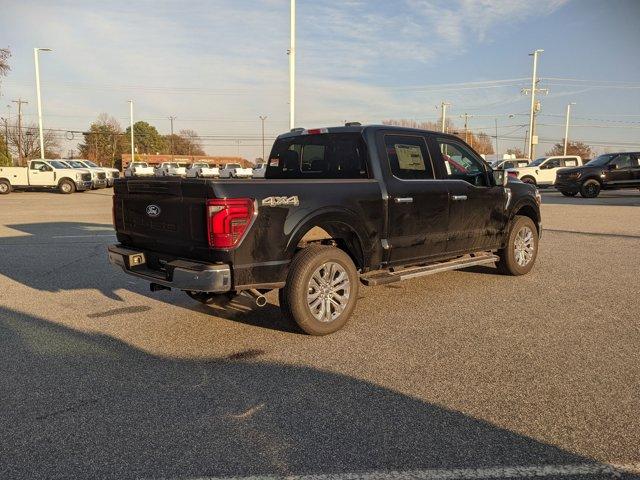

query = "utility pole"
[
  {"left": 440, "top": 101, "right": 450, "bottom": 133},
  {"left": 168, "top": 116, "right": 176, "bottom": 161},
  {"left": 523, "top": 49, "right": 546, "bottom": 159},
  {"left": 1, "top": 105, "right": 9, "bottom": 160},
  {"left": 563, "top": 102, "right": 576, "bottom": 156},
  {"left": 128, "top": 100, "right": 134, "bottom": 164},
  {"left": 460, "top": 113, "right": 472, "bottom": 144},
  {"left": 34, "top": 47, "right": 52, "bottom": 160},
  {"left": 288, "top": 0, "right": 296, "bottom": 130},
  {"left": 12, "top": 99, "right": 28, "bottom": 166},
  {"left": 259, "top": 115, "right": 267, "bottom": 161}
]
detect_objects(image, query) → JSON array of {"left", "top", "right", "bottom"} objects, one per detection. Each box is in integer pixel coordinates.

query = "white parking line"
[{"left": 184, "top": 463, "right": 640, "bottom": 480}]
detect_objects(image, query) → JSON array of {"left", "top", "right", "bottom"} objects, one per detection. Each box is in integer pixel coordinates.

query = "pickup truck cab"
[
  {"left": 62, "top": 160, "right": 108, "bottom": 189},
  {"left": 185, "top": 162, "right": 220, "bottom": 178},
  {"left": 220, "top": 163, "right": 253, "bottom": 178},
  {"left": 555, "top": 152, "right": 640, "bottom": 198},
  {"left": 124, "top": 162, "right": 155, "bottom": 177},
  {"left": 0, "top": 159, "right": 93, "bottom": 194},
  {"left": 253, "top": 162, "right": 267, "bottom": 178},
  {"left": 155, "top": 162, "right": 186, "bottom": 177},
  {"left": 506, "top": 155, "right": 582, "bottom": 186},
  {"left": 108, "top": 125, "right": 541, "bottom": 335}
]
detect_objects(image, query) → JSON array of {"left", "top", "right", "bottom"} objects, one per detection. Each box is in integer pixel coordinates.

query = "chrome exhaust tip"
[{"left": 245, "top": 289, "right": 267, "bottom": 307}]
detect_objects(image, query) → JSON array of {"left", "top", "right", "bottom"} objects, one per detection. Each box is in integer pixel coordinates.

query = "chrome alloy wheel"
[
  {"left": 307, "top": 261, "right": 350, "bottom": 322},
  {"left": 61, "top": 182, "right": 72, "bottom": 193},
  {"left": 514, "top": 226, "right": 535, "bottom": 267},
  {"left": 0, "top": 183, "right": 8, "bottom": 193}
]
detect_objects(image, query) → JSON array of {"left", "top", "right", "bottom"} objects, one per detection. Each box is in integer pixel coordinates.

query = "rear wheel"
[
  {"left": 282, "top": 245, "right": 359, "bottom": 335},
  {"left": 497, "top": 215, "right": 538, "bottom": 276},
  {"left": 560, "top": 190, "right": 577, "bottom": 197},
  {"left": 580, "top": 179, "right": 601, "bottom": 198},
  {"left": 0, "top": 179, "right": 11, "bottom": 195},
  {"left": 58, "top": 179, "right": 76, "bottom": 194}
]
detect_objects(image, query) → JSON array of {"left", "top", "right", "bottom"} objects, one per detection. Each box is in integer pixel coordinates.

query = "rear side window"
[
  {"left": 562, "top": 158, "right": 579, "bottom": 167},
  {"left": 266, "top": 133, "right": 369, "bottom": 179},
  {"left": 384, "top": 135, "right": 434, "bottom": 180}
]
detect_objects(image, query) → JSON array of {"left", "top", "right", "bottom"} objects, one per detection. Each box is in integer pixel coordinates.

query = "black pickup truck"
[{"left": 108, "top": 125, "right": 541, "bottom": 335}]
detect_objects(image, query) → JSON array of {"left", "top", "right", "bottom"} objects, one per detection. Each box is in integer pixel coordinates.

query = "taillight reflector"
[{"left": 206, "top": 198, "right": 254, "bottom": 249}]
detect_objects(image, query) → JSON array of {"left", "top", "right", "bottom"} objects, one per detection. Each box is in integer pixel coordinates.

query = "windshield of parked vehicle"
[
  {"left": 84, "top": 160, "right": 98, "bottom": 167},
  {"left": 529, "top": 157, "right": 547, "bottom": 167},
  {"left": 192, "top": 163, "right": 208, "bottom": 168},
  {"left": 227, "top": 164, "right": 241, "bottom": 169},
  {"left": 132, "top": 163, "right": 148, "bottom": 168},
  {"left": 66, "top": 161, "right": 86, "bottom": 168},
  {"left": 586, "top": 154, "right": 615, "bottom": 166},
  {"left": 49, "top": 161, "right": 69, "bottom": 169},
  {"left": 166, "top": 163, "right": 179, "bottom": 168},
  {"left": 267, "top": 132, "right": 369, "bottom": 180}
]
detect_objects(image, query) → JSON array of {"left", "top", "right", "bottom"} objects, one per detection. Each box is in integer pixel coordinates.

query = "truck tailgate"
[{"left": 113, "top": 178, "right": 209, "bottom": 255}]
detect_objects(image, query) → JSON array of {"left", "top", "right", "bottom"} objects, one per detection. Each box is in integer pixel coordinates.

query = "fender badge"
[{"left": 262, "top": 196, "right": 299, "bottom": 207}]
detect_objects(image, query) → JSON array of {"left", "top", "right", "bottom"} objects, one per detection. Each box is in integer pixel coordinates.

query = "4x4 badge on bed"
[
  {"left": 146, "top": 204, "right": 161, "bottom": 217},
  {"left": 262, "top": 196, "right": 299, "bottom": 207}
]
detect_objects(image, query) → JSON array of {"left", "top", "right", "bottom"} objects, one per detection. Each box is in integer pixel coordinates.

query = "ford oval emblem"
[{"left": 146, "top": 204, "right": 161, "bottom": 218}]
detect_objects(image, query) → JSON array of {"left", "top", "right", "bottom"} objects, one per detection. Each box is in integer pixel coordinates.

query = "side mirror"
[{"left": 493, "top": 170, "right": 508, "bottom": 187}]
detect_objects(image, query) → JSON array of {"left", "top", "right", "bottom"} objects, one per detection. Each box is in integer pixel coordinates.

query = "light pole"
[
  {"left": 168, "top": 116, "right": 176, "bottom": 161},
  {"left": 494, "top": 114, "right": 514, "bottom": 161},
  {"left": 563, "top": 102, "right": 576, "bottom": 156},
  {"left": 259, "top": 115, "right": 267, "bottom": 161},
  {"left": 34, "top": 47, "right": 52, "bottom": 160},
  {"left": 440, "top": 101, "right": 450, "bottom": 133},
  {"left": 288, "top": 0, "right": 296, "bottom": 130},
  {"left": 526, "top": 49, "right": 543, "bottom": 160},
  {"left": 128, "top": 100, "right": 135, "bottom": 163}
]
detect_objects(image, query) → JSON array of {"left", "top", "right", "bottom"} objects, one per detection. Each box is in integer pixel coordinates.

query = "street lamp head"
[{"left": 36, "top": 48, "right": 52, "bottom": 52}]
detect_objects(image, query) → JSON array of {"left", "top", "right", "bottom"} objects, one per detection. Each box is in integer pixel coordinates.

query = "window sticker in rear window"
[
  {"left": 395, "top": 144, "right": 426, "bottom": 171},
  {"left": 269, "top": 158, "right": 280, "bottom": 167}
]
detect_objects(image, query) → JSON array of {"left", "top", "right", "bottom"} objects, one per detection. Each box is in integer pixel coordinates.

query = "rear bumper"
[{"left": 107, "top": 244, "right": 231, "bottom": 292}]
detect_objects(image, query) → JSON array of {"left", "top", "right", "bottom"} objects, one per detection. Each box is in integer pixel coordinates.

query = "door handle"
[
  {"left": 451, "top": 195, "right": 467, "bottom": 201},
  {"left": 394, "top": 197, "right": 413, "bottom": 203}
]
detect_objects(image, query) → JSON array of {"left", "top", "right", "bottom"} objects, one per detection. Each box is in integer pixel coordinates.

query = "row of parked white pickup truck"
[
  {"left": 0, "top": 159, "right": 120, "bottom": 195},
  {"left": 124, "top": 161, "right": 266, "bottom": 179}
]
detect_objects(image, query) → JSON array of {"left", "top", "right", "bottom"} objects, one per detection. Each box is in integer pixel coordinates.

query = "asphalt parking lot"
[{"left": 1, "top": 188, "right": 639, "bottom": 479}]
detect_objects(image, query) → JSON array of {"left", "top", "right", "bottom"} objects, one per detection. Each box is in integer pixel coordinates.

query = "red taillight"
[
  {"left": 508, "top": 170, "right": 518, "bottom": 178},
  {"left": 206, "top": 198, "right": 254, "bottom": 249}
]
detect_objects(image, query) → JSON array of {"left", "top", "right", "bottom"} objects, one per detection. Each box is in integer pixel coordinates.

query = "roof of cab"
[{"left": 276, "top": 124, "right": 456, "bottom": 140}]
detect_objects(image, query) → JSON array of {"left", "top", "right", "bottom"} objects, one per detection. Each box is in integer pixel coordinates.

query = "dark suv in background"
[{"left": 554, "top": 152, "right": 640, "bottom": 198}]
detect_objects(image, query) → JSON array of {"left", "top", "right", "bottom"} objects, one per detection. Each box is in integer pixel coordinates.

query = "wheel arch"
[
  {"left": 512, "top": 202, "right": 540, "bottom": 235},
  {"left": 286, "top": 209, "right": 370, "bottom": 271}
]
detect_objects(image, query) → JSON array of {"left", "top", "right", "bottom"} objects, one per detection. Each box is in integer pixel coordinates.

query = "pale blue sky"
[{"left": 1, "top": 0, "right": 639, "bottom": 158}]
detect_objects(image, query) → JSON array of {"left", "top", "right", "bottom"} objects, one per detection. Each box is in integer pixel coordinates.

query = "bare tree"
[
  {"left": 8, "top": 122, "right": 60, "bottom": 160},
  {"left": 0, "top": 47, "right": 10, "bottom": 96}
]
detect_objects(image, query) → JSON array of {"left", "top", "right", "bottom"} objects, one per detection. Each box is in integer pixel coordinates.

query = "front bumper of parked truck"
[{"left": 107, "top": 244, "right": 232, "bottom": 292}]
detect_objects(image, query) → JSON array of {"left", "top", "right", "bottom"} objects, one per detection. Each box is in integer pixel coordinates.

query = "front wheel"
[
  {"left": 496, "top": 215, "right": 539, "bottom": 276},
  {"left": 521, "top": 176, "right": 536, "bottom": 185},
  {"left": 580, "top": 179, "right": 601, "bottom": 198},
  {"left": 0, "top": 179, "right": 11, "bottom": 195},
  {"left": 58, "top": 179, "right": 76, "bottom": 194},
  {"left": 281, "top": 245, "right": 359, "bottom": 335}
]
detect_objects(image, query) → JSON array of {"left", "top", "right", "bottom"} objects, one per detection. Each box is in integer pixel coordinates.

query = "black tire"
[
  {"left": 580, "top": 179, "right": 601, "bottom": 198},
  {"left": 282, "top": 245, "right": 359, "bottom": 335},
  {"left": 496, "top": 215, "right": 538, "bottom": 276},
  {"left": 58, "top": 179, "right": 76, "bottom": 194},
  {"left": 521, "top": 176, "right": 536, "bottom": 185},
  {"left": 0, "top": 179, "right": 11, "bottom": 195},
  {"left": 560, "top": 190, "right": 577, "bottom": 197}
]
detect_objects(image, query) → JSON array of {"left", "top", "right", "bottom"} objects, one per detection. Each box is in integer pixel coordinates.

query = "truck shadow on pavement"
[{"left": 2, "top": 306, "right": 634, "bottom": 480}]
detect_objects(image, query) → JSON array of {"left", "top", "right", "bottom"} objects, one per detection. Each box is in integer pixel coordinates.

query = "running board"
[{"left": 360, "top": 253, "right": 500, "bottom": 286}]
